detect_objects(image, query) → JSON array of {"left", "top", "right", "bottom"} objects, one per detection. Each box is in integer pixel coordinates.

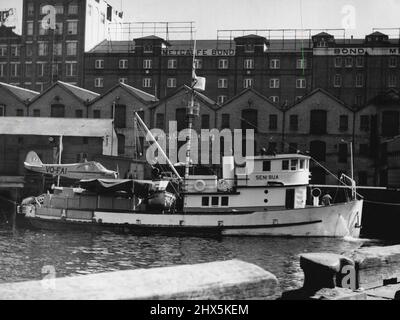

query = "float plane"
[{"left": 24, "top": 151, "right": 118, "bottom": 180}]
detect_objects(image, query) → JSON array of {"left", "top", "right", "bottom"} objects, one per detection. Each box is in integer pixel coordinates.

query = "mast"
[
  {"left": 185, "top": 38, "right": 198, "bottom": 178},
  {"left": 134, "top": 112, "right": 182, "bottom": 181}
]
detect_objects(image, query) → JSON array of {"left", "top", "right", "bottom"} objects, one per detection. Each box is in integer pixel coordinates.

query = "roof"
[
  {"left": 367, "top": 31, "right": 388, "bottom": 37},
  {"left": 151, "top": 85, "right": 216, "bottom": 109},
  {"left": 219, "top": 87, "right": 280, "bottom": 111},
  {"left": 312, "top": 32, "right": 334, "bottom": 38},
  {"left": 288, "top": 88, "right": 352, "bottom": 111},
  {"left": 367, "top": 89, "right": 400, "bottom": 106},
  {"left": 0, "top": 82, "right": 40, "bottom": 104},
  {"left": 0, "top": 117, "right": 115, "bottom": 137},
  {"left": 90, "top": 82, "right": 158, "bottom": 105},
  {"left": 30, "top": 81, "right": 100, "bottom": 104}
]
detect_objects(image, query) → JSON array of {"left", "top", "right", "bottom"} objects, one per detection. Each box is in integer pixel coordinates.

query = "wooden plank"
[{"left": 0, "top": 260, "right": 280, "bottom": 300}]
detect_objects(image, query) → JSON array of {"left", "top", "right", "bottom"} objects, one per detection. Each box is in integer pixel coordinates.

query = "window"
[
  {"left": 211, "top": 197, "right": 219, "bottom": 206},
  {"left": 38, "top": 42, "right": 49, "bottom": 56},
  {"left": 289, "top": 143, "right": 298, "bottom": 153},
  {"left": 194, "top": 59, "right": 202, "bottom": 69},
  {"left": 310, "top": 110, "right": 327, "bottom": 134},
  {"left": 389, "top": 74, "right": 397, "bottom": 88},
  {"left": 16, "top": 109, "right": 24, "bottom": 117},
  {"left": 93, "top": 110, "right": 101, "bottom": 118},
  {"left": 37, "top": 63, "right": 46, "bottom": 77},
  {"left": 26, "top": 43, "right": 33, "bottom": 57},
  {"left": 38, "top": 22, "right": 48, "bottom": 35},
  {"left": 55, "top": 4, "right": 64, "bottom": 14},
  {"left": 296, "top": 78, "right": 306, "bottom": 89},
  {"left": 53, "top": 43, "right": 62, "bottom": 56},
  {"left": 389, "top": 56, "right": 397, "bottom": 68},
  {"left": 290, "top": 115, "right": 298, "bottom": 131},
  {"left": 167, "top": 78, "right": 177, "bottom": 88},
  {"left": 221, "top": 197, "right": 229, "bottom": 207},
  {"left": 270, "top": 78, "right": 280, "bottom": 88},
  {"left": 291, "top": 160, "right": 298, "bottom": 171},
  {"left": 142, "top": 59, "right": 152, "bottom": 69},
  {"left": 0, "top": 63, "right": 5, "bottom": 78},
  {"left": 144, "top": 45, "right": 153, "bottom": 53},
  {"left": 27, "top": 22, "right": 34, "bottom": 35},
  {"left": 334, "top": 74, "right": 342, "bottom": 87},
  {"left": 120, "top": 59, "right": 129, "bottom": 69},
  {"left": 221, "top": 114, "right": 230, "bottom": 129},
  {"left": 382, "top": 111, "right": 400, "bottom": 137},
  {"left": 296, "top": 59, "right": 307, "bottom": 69},
  {"left": 55, "top": 22, "right": 63, "bottom": 35},
  {"left": 299, "top": 159, "right": 305, "bottom": 169},
  {"left": 359, "top": 144, "right": 369, "bottom": 156},
  {"left": 67, "top": 21, "right": 78, "bottom": 35},
  {"left": 202, "top": 197, "right": 209, "bottom": 206},
  {"left": 310, "top": 141, "right": 326, "bottom": 162},
  {"left": 338, "top": 143, "right": 348, "bottom": 163},
  {"left": 217, "top": 95, "right": 227, "bottom": 105},
  {"left": 119, "top": 78, "right": 128, "bottom": 84},
  {"left": 27, "top": 2, "right": 34, "bottom": 16},
  {"left": 117, "top": 134, "right": 125, "bottom": 155},
  {"left": 218, "top": 78, "right": 228, "bottom": 88},
  {"left": 0, "top": 105, "right": 5, "bottom": 116},
  {"left": 270, "top": 96, "right": 279, "bottom": 103},
  {"left": 10, "top": 63, "right": 20, "bottom": 77},
  {"left": 66, "top": 42, "right": 77, "bottom": 56},
  {"left": 94, "top": 78, "right": 104, "bottom": 88},
  {"left": 244, "top": 59, "right": 254, "bottom": 69},
  {"left": 76, "top": 153, "right": 88, "bottom": 163},
  {"left": 201, "top": 114, "right": 210, "bottom": 129},
  {"left": 345, "top": 57, "right": 353, "bottom": 68},
  {"left": 143, "top": 78, "right": 152, "bottom": 88},
  {"left": 68, "top": 3, "right": 79, "bottom": 15},
  {"left": 218, "top": 59, "right": 228, "bottom": 69},
  {"left": 0, "top": 45, "right": 7, "bottom": 57},
  {"left": 355, "top": 73, "right": 364, "bottom": 87},
  {"left": 282, "top": 160, "right": 289, "bottom": 170},
  {"left": 270, "top": 59, "right": 280, "bottom": 69},
  {"left": 66, "top": 62, "right": 77, "bottom": 76},
  {"left": 75, "top": 110, "right": 83, "bottom": 118},
  {"left": 156, "top": 113, "right": 165, "bottom": 129},
  {"left": 36, "top": 82, "right": 44, "bottom": 92},
  {"left": 114, "top": 105, "right": 127, "bottom": 128},
  {"left": 51, "top": 104, "right": 65, "bottom": 117},
  {"left": 356, "top": 56, "right": 364, "bottom": 67},
  {"left": 244, "top": 44, "right": 255, "bottom": 52},
  {"left": 176, "top": 108, "right": 187, "bottom": 132},
  {"left": 243, "top": 78, "right": 253, "bottom": 88},
  {"left": 33, "top": 109, "right": 40, "bottom": 117},
  {"left": 335, "top": 57, "right": 342, "bottom": 68},
  {"left": 263, "top": 161, "right": 271, "bottom": 172},
  {"left": 241, "top": 109, "right": 258, "bottom": 133},
  {"left": 355, "top": 95, "right": 363, "bottom": 107},
  {"left": 360, "top": 115, "right": 370, "bottom": 131},
  {"left": 95, "top": 59, "right": 104, "bottom": 69},
  {"left": 168, "top": 59, "right": 177, "bottom": 69},
  {"left": 25, "top": 63, "right": 33, "bottom": 77},
  {"left": 269, "top": 114, "right": 278, "bottom": 130},
  {"left": 339, "top": 115, "right": 349, "bottom": 131}
]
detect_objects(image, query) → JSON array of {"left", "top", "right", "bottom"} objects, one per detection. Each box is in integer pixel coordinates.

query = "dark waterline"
[{"left": 0, "top": 224, "right": 393, "bottom": 292}]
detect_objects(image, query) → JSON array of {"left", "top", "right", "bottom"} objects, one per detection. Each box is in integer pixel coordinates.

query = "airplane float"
[{"left": 24, "top": 151, "right": 118, "bottom": 180}]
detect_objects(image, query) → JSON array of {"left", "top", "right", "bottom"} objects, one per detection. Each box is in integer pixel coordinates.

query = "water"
[{"left": 0, "top": 224, "right": 390, "bottom": 292}]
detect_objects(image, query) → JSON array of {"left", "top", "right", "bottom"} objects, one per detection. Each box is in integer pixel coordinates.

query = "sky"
[{"left": 2, "top": 0, "right": 400, "bottom": 38}]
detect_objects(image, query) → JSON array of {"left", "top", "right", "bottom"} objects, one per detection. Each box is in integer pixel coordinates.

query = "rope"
[{"left": 364, "top": 199, "right": 400, "bottom": 206}]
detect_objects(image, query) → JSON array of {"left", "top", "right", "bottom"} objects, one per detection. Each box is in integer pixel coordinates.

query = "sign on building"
[{"left": 0, "top": 8, "right": 17, "bottom": 28}]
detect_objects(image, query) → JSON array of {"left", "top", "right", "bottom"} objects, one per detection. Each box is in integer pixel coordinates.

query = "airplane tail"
[{"left": 24, "top": 151, "right": 43, "bottom": 167}]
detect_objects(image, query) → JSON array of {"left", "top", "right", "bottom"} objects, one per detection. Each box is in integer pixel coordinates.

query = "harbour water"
[{"left": 1, "top": 223, "right": 392, "bottom": 292}]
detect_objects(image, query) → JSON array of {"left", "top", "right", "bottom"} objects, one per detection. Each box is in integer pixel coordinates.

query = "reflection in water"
[{"left": 0, "top": 225, "right": 381, "bottom": 291}]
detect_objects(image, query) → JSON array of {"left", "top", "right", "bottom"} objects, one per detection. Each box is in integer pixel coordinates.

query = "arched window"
[
  {"left": 310, "top": 140, "right": 326, "bottom": 162},
  {"left": 117, "top": 134, "right": 125, "bottom": 156}
]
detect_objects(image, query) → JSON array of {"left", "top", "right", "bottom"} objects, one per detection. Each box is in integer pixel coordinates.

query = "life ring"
[
  {"left": 194, "top": 180, "right": 206, "bottom": 192},
  {"left": 311, "top": 188, "right": 321, "bottom": 198},
  {"left": 217, "top": 179, "right": 229, "bottom": 192}
]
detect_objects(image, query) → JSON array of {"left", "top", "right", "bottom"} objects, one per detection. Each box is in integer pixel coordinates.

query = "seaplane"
[{"left": 24, "top": 151, "right": 118, "bottom": 180}]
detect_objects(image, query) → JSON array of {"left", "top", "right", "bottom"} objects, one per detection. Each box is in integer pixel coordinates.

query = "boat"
[
  {"left": 17, "top": 42, "right": 363, "bottom": 238},
  {"left": 18, "top": 141, "right": 363, "bottom": 237}
]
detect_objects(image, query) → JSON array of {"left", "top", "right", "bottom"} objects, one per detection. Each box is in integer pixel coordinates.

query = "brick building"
[
  {"left": 19, "top": 0, "right": 123, "bottom": 91},
  {"left": 0, "top": 26, "right": 22, "bottom": 85}
]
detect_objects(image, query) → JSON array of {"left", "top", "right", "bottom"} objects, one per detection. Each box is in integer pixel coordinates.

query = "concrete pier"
[
  {"left": 282, "top": 245, "right": 400, "bottom": 300},
  {"left": 0, "top": 260, "right": 280, "bottom": 300}
]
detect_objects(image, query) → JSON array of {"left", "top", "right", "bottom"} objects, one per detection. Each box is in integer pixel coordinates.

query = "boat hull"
[{"left": 21, "top": 200, "right": 363, "bottom": 238}]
